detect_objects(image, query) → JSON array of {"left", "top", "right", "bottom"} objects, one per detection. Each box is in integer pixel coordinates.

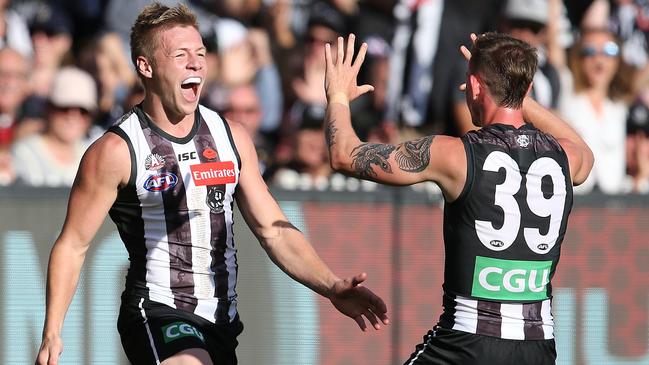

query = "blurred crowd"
[{"left": 0, "top": 0, "right": 647, "bottom": 194}]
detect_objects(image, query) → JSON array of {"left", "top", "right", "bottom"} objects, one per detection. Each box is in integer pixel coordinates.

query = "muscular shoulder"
[
  {"left": 79, "top": 132, "right": 131, "bottom": 188},
  {"left": 224, "top": 118, "right": 255, "bottom": 154}
]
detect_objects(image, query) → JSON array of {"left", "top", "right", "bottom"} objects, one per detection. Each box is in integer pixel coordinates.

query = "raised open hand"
[{"left": 324, "top": 34, "right": 374, "bottom": 106}]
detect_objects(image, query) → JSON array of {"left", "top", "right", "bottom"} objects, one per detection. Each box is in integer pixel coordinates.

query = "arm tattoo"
[
  {"left": 325, "top": 119, "right": 338, "bottom": 148},
  {"left": 351, "top": 143, "right": 396, "bottom": 179},
  {"left": 395, "top": 135, "right": 435, "bottom": 172}
]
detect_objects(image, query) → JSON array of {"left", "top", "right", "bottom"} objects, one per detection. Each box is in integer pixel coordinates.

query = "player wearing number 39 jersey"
[{"left": 324, "top": 32, "right": 594, "bottom": 364}]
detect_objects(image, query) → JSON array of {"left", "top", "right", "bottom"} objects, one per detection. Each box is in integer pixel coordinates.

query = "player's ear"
[
  {"left": 469, "top": 74, "right": 481, "bottom": 100},
  {"left": 137, "top": 56, "right": 153, "bottom": 79}
]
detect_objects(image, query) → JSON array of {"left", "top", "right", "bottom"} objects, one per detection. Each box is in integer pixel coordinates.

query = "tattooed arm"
[{"left": 324, "top": 35, "right": 466, "bottom": 197}]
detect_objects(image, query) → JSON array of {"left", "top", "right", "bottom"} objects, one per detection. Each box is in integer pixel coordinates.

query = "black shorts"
[
  {"left": 403, "top": 326, "right": 556, "bottom": 365},
  {"left": 117, "top": 297, "right": 244, "bottom": 365}
]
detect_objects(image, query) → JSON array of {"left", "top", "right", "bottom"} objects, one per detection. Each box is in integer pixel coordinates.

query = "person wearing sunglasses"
[{"left": 558, "top": 27, "right": 633, "bottom": 194}]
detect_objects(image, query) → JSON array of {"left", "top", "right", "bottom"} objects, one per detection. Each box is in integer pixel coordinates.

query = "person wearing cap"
[
  {"left": 28, "top": 3, "right": 74, "bottom": 99},
  {"left": 500, "top": 0, "right": 563, "bottom": 111},
  {"left": 11, "top": 67, "right": 96, "bottom": 187},
  {"left": 35, "top": 4, "right": 388, "bottom": 365}
]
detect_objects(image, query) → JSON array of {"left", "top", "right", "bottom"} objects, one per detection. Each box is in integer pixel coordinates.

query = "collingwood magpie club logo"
[
  {"left": 516, "top": 135, "right": 530, "bottom": 148},
  {"left": 145, "top": 153, "right": 165, "bottom": 171},
  {"left": 206, "top": 186, "right": 225, "bottom": 214}
]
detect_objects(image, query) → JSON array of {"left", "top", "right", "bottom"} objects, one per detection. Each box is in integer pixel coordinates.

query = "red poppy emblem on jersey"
[
  {"left": 190, "top": 161, "right": 236, "bottom": 186},
  {"left": 202, "top": 148, "right": 217, "bottom": 160}
]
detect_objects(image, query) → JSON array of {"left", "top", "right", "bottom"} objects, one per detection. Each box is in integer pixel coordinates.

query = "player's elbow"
[
  {"left": 572, "top": 148, "right": 595, "bottom": 186},
  {"left": 328, "top": 148, "right": 351, "bottom": 173}
]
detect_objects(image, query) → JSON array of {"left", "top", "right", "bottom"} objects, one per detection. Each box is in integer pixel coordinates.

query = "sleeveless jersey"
[
  {"left": 438, "top": 123, "right": 573, "bottom": 340},
  {"left": 108, "top": 105, "right": 241, "bottom": 324}
]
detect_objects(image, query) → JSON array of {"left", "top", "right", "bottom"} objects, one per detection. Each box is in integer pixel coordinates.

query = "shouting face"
[{"left": 140, "top": 25, "right": 207, "bottom": 120}]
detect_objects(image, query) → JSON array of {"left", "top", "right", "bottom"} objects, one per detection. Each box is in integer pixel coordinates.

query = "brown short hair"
[
  {"left": 469, "top": 32, "right": 538, "bottom": 109},
  {"left": 130, "top": 2, "right": 198, "bottom": 68}
]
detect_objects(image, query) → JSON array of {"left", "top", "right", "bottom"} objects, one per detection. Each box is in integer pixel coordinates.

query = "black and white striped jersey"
[
  {"left": 108, "top": 105, "right": 241, "bottom": 324},
  {"left": 439, "top": 123, "right": 573, "bottom": 340}
]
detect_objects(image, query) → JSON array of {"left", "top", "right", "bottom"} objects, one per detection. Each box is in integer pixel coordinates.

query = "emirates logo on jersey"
[{"left": 190, "top": 161, "right": 236, "bottom": 186}]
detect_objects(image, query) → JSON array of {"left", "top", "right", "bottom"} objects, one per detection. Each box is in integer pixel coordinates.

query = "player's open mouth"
[{"left": 181, "top": 77, "right": 202, "bottom": 102}]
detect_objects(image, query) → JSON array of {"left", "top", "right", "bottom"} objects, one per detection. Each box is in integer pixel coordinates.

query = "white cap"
[
  {"left": 49, "top": 67, "right": 97, "bottom": 111},
  {"left": 504, "top": 0, "right": 548, "bottom": 25}
]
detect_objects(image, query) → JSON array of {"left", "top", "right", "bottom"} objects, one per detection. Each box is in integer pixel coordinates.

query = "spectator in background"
[
  {"left": 20, "top": 2, "right": 74, "bottom": 137},
  {"left": 274, "top": 1, "right": 345, "bottom": 165},
  {"left": 204, "top": 18, "right": 283, "bottom": 138},
  {"left": 558, "top": 27, "right": 633, "bottom": 194},
  {"left": 0, "top": 47, "right": 29, "bottom": 147},
  {"left": 207, "top": 82, "right": 274, "bottom": 174},
  {"left": 583, "top": 0, "right": 649, "bottom": 70},
  {"left": 267, "top": 114, "right": 332, "bottom": 190},
  {"left": 500, "top": 0, "right": 562, "bottom": 111},
  {"left": 347, "top": 2, "right": 395, "bottom": 142},
  {"left": 0, "top": 0, "right": 33, "bottom": 58},
  {"left": 12, "top": 67, "right": 96, "bottom": 187},
  {"left": 77, "top": 32, "right": 137, "bottom": 130},
  {"left": 384, "top": 0, "right": 504, "bottom": 138},
  {"left": 625, "top": 81, "right": 649, "bottom": 193}
]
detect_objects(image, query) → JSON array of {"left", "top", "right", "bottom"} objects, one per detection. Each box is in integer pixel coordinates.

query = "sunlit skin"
[{"left": 138, "top": 25, "right": 207, "bottom": 131}]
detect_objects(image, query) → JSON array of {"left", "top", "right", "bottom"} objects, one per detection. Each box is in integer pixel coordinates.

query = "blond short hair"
[{"left": 130, "top": 2, "right": 198, "bottom": 68}]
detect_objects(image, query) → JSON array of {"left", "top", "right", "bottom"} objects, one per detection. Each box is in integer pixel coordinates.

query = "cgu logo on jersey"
[
  {"left": 190, "top": 161, "right": 236, "bottom": 186},
  {"left": 471, "top": 256, "right": 552, "bottom": 301},
  {"left": 144, "top": 172, "right": 178, "bottom": 192},
  {"left": 162, "top": 322, "right": 205, "bottom": 343}
]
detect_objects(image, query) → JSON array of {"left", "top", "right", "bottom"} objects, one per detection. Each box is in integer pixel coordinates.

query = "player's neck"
[
  {"left": 141, "top": 97, "right": 195, "bottom": 137},
  {"left": 481, "top": 106, "right": 525, "bottom": 128}
]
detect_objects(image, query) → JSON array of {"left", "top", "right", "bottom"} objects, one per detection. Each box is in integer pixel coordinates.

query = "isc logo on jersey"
[
  {"left": 144, "top": 172, "right": 178, "bottom": 192},
  {"left": 162, "top": 322, "right": 205, "bottom": 343},
  {"left": 190, "top": 161, "right": 236, "bottom": 186},
  {"left": 471, "top": 256, "right": 551, "bottom": 301}
]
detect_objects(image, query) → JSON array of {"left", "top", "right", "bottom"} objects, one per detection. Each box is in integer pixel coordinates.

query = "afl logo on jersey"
[
  {"left": 516, "top": 135, "right": 530, "bottom": 148},
  {"left": 537, "top": 243, "right": 549, "bottom": 251},
  {"left": 144, "top": 172, "right": 178, "bottom": 192},
  {"left": 490, "top": 240, "right": 504, "bottom": 248},
  {"left": 145, "top": 153, "right": 166, "bottom": 171}
]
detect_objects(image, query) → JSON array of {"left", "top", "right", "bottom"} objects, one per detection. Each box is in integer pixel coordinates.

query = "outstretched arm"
[
  {"left": 36, "top": 133, "right": 129, "bottom": 365},
  {"left": 324, "top": 34, "right": 466, "bottom": 199},
  {"left": 230, "top": 119, "right": 388, "bottom": 331}
]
